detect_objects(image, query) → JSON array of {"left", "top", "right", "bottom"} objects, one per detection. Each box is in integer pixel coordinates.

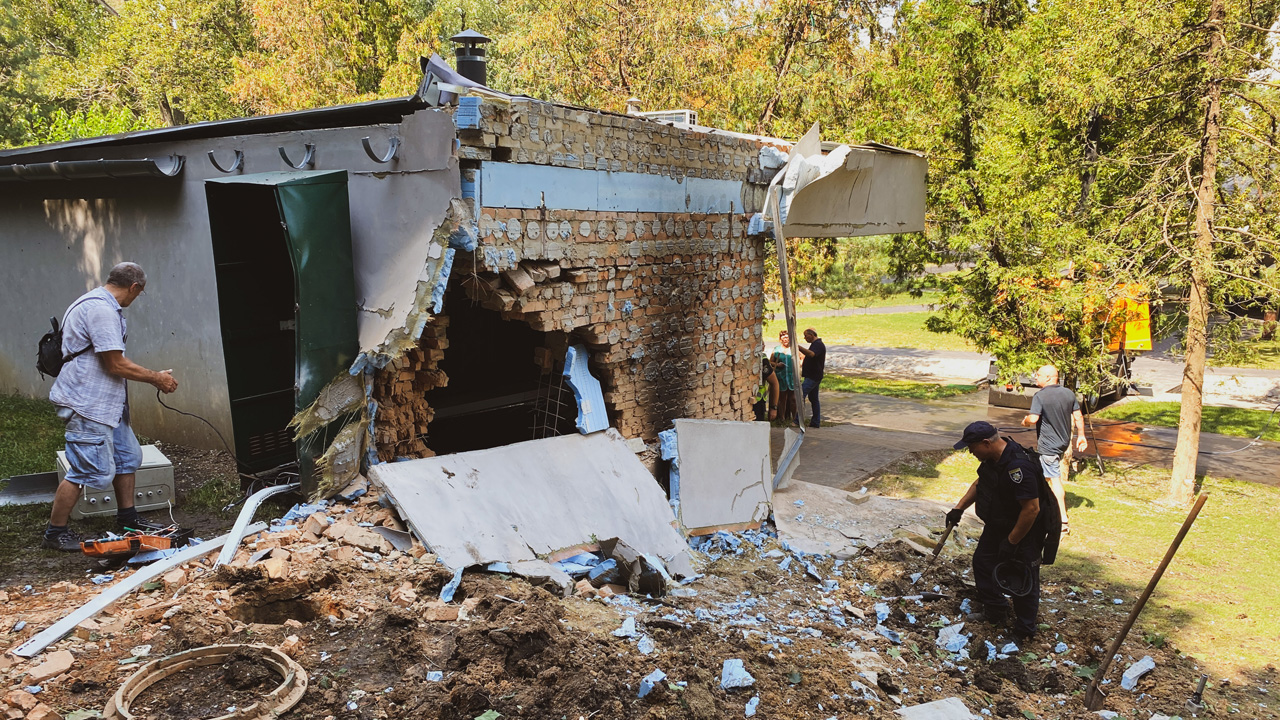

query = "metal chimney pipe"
[{"left": 450, "top": 29, "right": 492, "bottom": 86}]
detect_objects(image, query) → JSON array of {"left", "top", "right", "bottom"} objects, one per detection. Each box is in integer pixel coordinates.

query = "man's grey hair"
[{"left": 106, "top": 262, "right": 147, "bottom": 289}]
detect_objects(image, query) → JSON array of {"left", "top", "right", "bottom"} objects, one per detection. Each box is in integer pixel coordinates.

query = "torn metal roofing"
[{"left": 0, "top": 96, "right": 420, "bottom": 161}]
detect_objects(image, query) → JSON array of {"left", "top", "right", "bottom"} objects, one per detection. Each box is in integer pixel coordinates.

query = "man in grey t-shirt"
[
  {"left": 44, "top": 263, "right": 179, "bottom": 551},
  {"left": 1021, "top": 365, "right": 1086, "bottom": 534}
]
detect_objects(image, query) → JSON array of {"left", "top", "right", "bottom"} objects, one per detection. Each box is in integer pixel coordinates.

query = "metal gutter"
[
  {"left": 0, "top": 155, "right": 185, "bottom": 182},
  {"left": 214, "top": 482, "right": 300, "bottom": 568}
]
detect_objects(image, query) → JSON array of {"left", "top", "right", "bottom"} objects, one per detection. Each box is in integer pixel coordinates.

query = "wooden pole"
[
  {"left": 769, "top": 186, "right": 807, "bottom": 430},
  {"left": 1084, "top": 492, "right": 1209, "bottom": 710}
]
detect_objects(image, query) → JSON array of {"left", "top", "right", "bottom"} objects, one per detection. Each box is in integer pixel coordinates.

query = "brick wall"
[{"left": 372, "top": 97, "right": 774, "bottom": 458}]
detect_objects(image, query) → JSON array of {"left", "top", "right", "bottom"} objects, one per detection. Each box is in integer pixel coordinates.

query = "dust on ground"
[{"left": 2, "top": 493, "right": 1275, "bottom": 720}]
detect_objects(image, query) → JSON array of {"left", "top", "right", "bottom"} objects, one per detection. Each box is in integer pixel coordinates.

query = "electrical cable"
[{"left": 153, "top": 388, "right": 296, "bottom": 512}]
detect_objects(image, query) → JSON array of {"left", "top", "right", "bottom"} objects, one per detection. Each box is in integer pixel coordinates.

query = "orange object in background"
[{"left": 1107, "top": 289, "right": 1152, "bottom": 353}]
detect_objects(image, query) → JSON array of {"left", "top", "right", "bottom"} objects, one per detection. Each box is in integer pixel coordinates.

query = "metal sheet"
[
  {"left": 368, "top": 429, "right": 690, "bottom": 572},
  {"left": 779, "top": 145, "right": 927, "bottom": 238},
  {"left": 479, "top": 163, "right": 745, "bottom": 213}
]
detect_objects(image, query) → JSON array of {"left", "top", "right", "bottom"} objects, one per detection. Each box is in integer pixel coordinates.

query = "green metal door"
[{"left": 205, "top": 171, "right": 359, "bottom": 486}]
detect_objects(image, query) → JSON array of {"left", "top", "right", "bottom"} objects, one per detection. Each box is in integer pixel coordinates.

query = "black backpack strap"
[{"left": 59, "top": 295, "right": 101, "bottom": 361}]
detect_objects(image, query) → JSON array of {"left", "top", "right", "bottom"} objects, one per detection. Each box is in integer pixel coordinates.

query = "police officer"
[{"left": 946, "top": 421, "right": 1059, "bottom": 639}]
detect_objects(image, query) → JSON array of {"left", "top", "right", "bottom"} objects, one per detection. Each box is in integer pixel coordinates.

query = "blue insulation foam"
[
  {"left": 563, "top": 344, "right": 609, "bottom": 434},
  {"left": 455, "top": 96, "right": 482, "bottom": 129}
]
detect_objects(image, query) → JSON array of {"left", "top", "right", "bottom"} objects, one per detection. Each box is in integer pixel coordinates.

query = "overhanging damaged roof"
[
  {"left": 0, "top": 155, "right": 185, "bottom": 182},
  {"left": 768, "top": 123, "right": 927, "bottom": 238}
]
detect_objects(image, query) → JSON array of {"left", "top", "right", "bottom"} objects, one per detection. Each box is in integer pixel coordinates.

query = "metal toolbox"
[{"left": 57, "top": 444, "right": 176, "bottom": 519}]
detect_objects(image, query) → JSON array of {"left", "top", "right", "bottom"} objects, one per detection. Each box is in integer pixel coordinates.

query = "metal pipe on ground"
[
  {"left": 1083, "top": 492, "right": 1209, "bottom": 710},
  {"left": 13, "top": 521, "right": 268, "bottom": 658},
  {"left": 214, "top": 482, "right": 299, "bottom": 568}
]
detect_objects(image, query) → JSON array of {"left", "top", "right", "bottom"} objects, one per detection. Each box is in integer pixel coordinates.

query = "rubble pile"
[{"left": 2, "top": 495, "right": 1275, "bottom": 720}]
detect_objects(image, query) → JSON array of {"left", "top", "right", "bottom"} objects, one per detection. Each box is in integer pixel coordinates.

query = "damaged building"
[{"left": 0, "top": 43, "right": 926, "bottom": 497}]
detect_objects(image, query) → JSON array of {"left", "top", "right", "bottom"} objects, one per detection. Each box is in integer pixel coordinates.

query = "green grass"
[
  {"left": 765, "top": 290, "right": 938, "bottom": 314},
  {"left": 765, "top": 312, "right": 976, "bottom": 352},
  {"left": 1242, "top": 335, "right": 1280, "bottom": 370},
  {"left": 865, "top": 450, "right": 1280, "bottom": 675},
  {"left": 823, "top": 374, "right": 977, "bottom": 400},
  {"left": 0, "top": 393, "right": 65, "bottom": 478},
  {"left": 1095, "top": 401, "right": 1280, "bottom": 443}
]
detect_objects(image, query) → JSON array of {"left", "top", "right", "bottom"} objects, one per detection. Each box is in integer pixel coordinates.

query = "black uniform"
[{"left": 971, "top": 437, "right": 1059, "bottom": 637}]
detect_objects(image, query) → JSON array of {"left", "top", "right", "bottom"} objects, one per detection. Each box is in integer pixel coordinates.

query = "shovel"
[{"left": 926, "top": 522, "right": 957, "bottom": 568}]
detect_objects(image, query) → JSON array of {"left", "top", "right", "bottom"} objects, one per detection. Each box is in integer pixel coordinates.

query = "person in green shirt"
[{"left": 770, "top": 330, "right": 799, "bottom": 425}]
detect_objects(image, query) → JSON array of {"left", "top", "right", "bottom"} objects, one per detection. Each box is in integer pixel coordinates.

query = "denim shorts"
[
  {"left": 1039, "top": 453, "right": 1062, "bottom": 481},
  {"left": 62, "top": 411, "right": 142, "bottom": 490}
]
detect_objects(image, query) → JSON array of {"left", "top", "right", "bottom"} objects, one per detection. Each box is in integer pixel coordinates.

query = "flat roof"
[{"left": 0, "top": 96, "right": 421, "bottom": 161}]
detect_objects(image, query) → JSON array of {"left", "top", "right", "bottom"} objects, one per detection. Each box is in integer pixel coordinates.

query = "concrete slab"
[
  {"left": 894, "top": 697, "right": 979, "bottom": 719},
  {"left": 773, "top": 480, "right": 966, "bottom": 557},
  {"left": 773, "top": 423, "right": 956, "bottom": 490},
  {"left": 369, "top": 429, "right": 690, "bottom": 572},
  {"left": 674, "top": 419, "right": 772, "bottom": 532}
]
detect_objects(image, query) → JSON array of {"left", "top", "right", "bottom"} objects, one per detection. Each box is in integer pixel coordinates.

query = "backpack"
[
  {"left": 1006, "top": 441, "right": 1061, "bottom": 566},
  {"left": 37, "top": 298, "right": 95, "bottom": 379}
]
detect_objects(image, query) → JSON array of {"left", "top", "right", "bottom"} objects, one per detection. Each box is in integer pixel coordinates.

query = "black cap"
[{"left": 953, "top": 421, "right": 998, "bottom": 450}]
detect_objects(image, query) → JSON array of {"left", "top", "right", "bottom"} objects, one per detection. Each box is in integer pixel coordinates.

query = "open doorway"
[{"left": 204, "top": 171, "right": 359, "bottom": 489}]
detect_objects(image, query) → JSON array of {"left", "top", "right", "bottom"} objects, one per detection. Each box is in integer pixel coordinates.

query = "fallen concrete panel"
[
  {"left": 369, "top": 429, "right": 690, "bottom": 572},
  {"left": 895, "top": 697, "right": 979, "bottom": 719},
  {"left": 773, "top": 480, "right": 963, "bottom": 558},
  {"left": 673, "top": 419, "right": 772, "bottom": 533}
]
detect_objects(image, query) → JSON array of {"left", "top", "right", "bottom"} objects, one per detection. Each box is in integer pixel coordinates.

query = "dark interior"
[
  {"left": 425, "top": 291, "right": 577, "bottom": 454},
  {"left": 206, "top": 183, "right": 298, "bottom": 474}
]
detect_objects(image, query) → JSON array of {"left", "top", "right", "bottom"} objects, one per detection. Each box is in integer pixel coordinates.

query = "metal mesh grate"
[{"left": 530, "top": 362, "right": 571, "bottom": 440}]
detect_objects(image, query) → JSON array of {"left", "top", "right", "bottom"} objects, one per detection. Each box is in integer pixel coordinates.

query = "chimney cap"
[{"left": 450, "top": 29, "right": 492, "bottom": 44}]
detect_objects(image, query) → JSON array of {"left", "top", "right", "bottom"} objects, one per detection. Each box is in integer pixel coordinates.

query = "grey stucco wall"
[{"left": 0, "top": 109, "right": 460, "bottom": 451}]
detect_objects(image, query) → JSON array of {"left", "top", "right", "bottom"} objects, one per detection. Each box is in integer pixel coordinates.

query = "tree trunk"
[{"left": 1168, "top": 0, "right": 1225, "bottom": 505}]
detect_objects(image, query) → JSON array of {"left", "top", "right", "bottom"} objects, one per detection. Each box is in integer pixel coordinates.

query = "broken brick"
[
  {"left": 423, "top": 602, "right": 460, "bottom": 622},
  {"left": 261, "top": 556, "right": 289, "bottom": 579},
  {"left": 279, "top": 635, "right": 302, "bottom": 658},
  {"left": 162, "top": 568, "right": 187, "bottom": 592},
  {"left": 3, "top": 690, "right": 38, "bottom": 711},
  {"left": 302, "top": 512, "right": 329, "bottom": 537},
  {"left": 25, "top": 650, "right": 75, "bottom": 683},
  {"left": 26, "top": 703, "right": 62, "bottom": 720}
]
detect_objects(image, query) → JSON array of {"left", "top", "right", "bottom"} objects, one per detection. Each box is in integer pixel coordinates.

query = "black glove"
[
  {"left": 946, "top": 508, "right": 964, "bottom": 527},
  {"left": 998, "top": 538, "right": 1019, "bottom": 562}
]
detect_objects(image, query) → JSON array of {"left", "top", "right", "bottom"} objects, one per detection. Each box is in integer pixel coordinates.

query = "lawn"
[
  {"left": 765, "top": 289, "right": 940, "bottom": 314},
  {"left": 864, "top": 450, "right": 1280, "bottom": 676},
  {"left": 823, "top": 374, "right": 977, "bottom": 400},
  {"left": 764, "top": 311, "right": 976, "bottom": 352},
  {"left": 0, "top": 393, "right": 65, "bottom": 478},
  {"left": 1095, "top": 401, "right": 1280, "bottom": 443}
]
